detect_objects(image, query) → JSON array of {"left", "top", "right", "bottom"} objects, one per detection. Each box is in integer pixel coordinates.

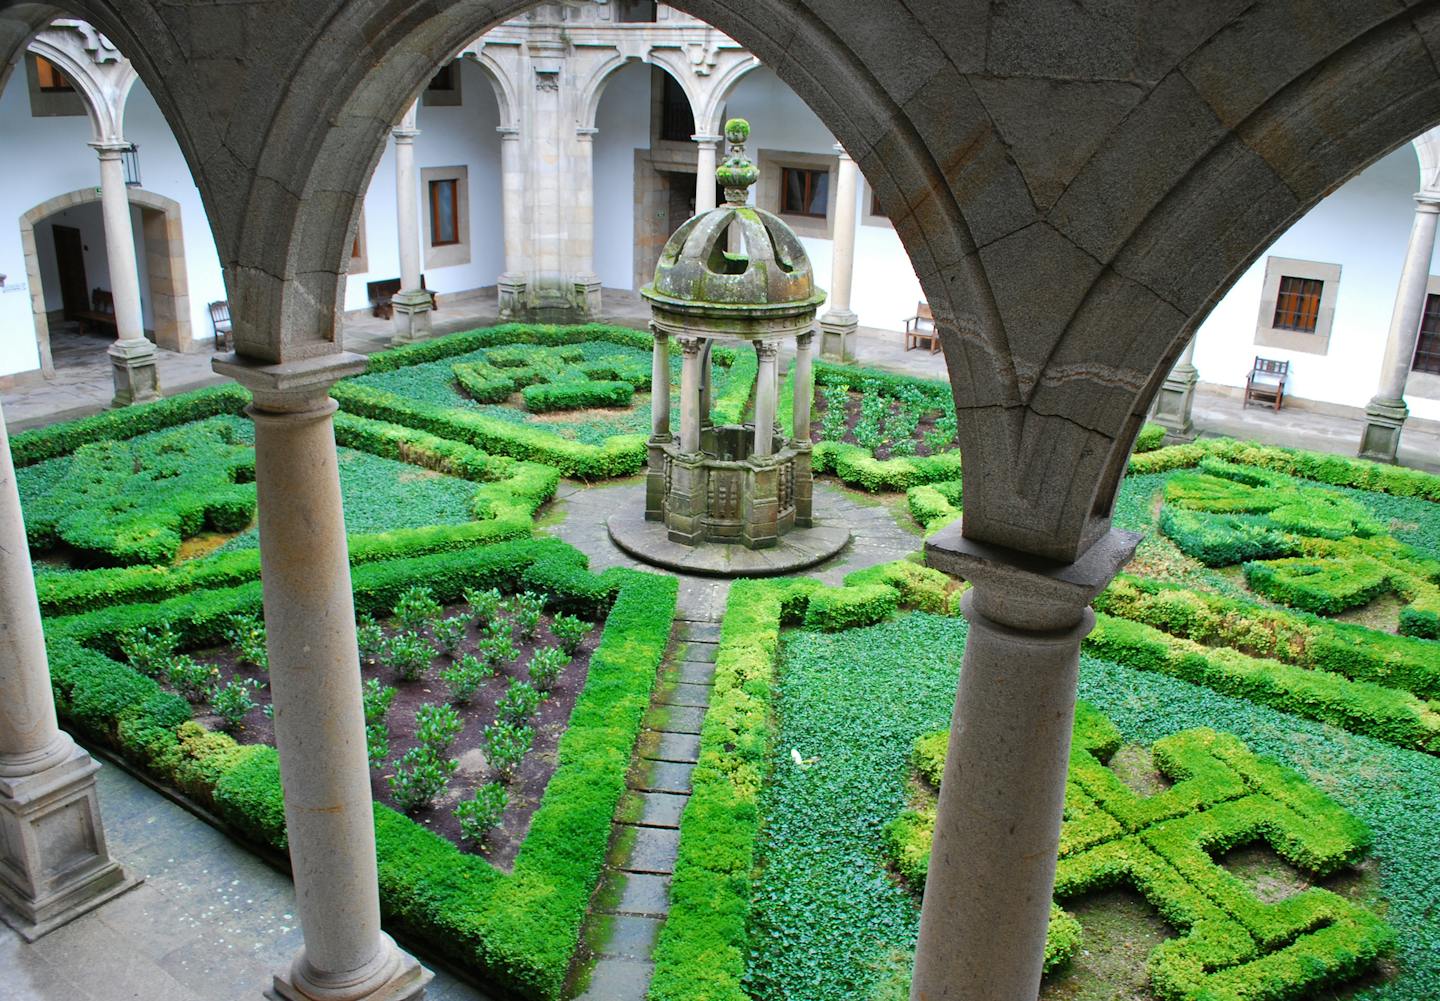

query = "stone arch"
[
  {"left": 20, "top": 186, "right": 193, "bottom": 375},
  {"left": 691, "top": 50, "right": 761, "bottom": 138},
  {"left": 459, "top": 45, "right": 520, "bottom": 130},
  {"left": 24, "top": 27, "right": 135, "bottom": 142}
]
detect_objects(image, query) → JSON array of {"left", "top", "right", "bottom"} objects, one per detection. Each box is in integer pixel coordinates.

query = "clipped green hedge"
[
  {"left": 1095, "top": 575, "right": 1440, "bottom": 701},
  {"left": 1242, "top": 557, "right": 1395, "bottom": 615},
  {"left": 813, "top": 441, "right": 964, "bottom": 492},
  {"left": 10, "top": 383, "right": 250, "bottom": 467},
  {"left": 1085, "top": 614, "right": 1440, "bottom": 755},
  {"left": 906, "top": 479, "right": 962, "bottom": 534},
  {"left": 650, "top": 564, "right": 956, "bottom": 1001},
  {"left": 1133, "top": 422, "right": 1167, "bottom": 453},
  {"left": 45, "top": 539, "right": 676, "bottom": 1000},
  {"left": 522, "top": 380, "right": 633, "bottom": 412},
  {"left": 333, "top": 381, "right": 645, "bottom": 479}
]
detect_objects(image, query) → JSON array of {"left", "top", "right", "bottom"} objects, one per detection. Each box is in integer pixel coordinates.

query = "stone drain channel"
[{"left": 571, "top": 600, "right": 725, "bottom": 1000}]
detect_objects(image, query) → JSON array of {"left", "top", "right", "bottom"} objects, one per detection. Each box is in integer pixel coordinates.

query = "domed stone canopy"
[{"left": 642, "top": 118, "right": 826, "bottom": 340}]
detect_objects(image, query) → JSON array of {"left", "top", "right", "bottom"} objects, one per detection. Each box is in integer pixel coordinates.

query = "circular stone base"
[{"left": 607, "top": 509, "right": 852, "bottom": 577}]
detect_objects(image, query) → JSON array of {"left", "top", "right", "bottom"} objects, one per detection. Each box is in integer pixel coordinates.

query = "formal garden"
[{"left": 10, "top": 322, "right": 1439, "bottom": 1001}]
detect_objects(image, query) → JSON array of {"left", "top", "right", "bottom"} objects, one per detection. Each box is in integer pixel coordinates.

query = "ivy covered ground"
[{"left": 746, "top": 612, "right": 1439, "bottom": 1001}]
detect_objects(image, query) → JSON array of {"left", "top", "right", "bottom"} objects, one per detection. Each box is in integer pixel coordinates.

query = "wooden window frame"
[
  {"left": 1415, "top": 292, "right": 1440, "bottom": 376},
  {"left": 35, "top": 56, "right": 74, "bottom": 93},
  {"left": 429, "top": 178, "right": 460, "bottom": 248},
  {"left": 1271, "top": 276, "right": 1324, "bottom": 333},
  {"left": 1254, "top": 257, "right": 1340, "bottom": 356},
  {"left": 780, "top": 166, "right": 829, "bottom": 219}
]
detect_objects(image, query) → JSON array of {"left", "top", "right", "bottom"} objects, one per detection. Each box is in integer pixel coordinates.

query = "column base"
[
  {"left": 497, "top": 273, "right": 528, "bottom": 321},
  {"left": 389, "top": 290, "right": 434, "bottom": 346},
  {"left": 572, "top": 272, "right": 602, "bottom": 319},
  {"left": 1151, "top": 364, "right": 1198, "bottom": 441},
  {"left": 818, "top": 310, "right": 857, "bottom": 363},
  {"left": 272, "top": 934, "right": 432, "bottom": 1001},
  {"left": 108, "top": 337, "right": 161, "bottom": 408},
  {"left": 0, "top": 742, "right": 141, "bottom": 942},
  {"left": 1358, "top": 398, "right": 1408, "bottom": 463}
]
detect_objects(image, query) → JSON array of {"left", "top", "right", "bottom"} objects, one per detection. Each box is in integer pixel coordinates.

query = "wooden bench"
[
  {"left": 1244, "top": 356, "right": 1289, "bottom": 411},
  {"left": 73, "top": 288, "right": 117, "bottom": 337},
  {"left": 209, "top": 300, "right": 232, "bottom": 350},
  {"left": 904, "top": 302, "right": 940, "bottom": 354},
  {"left": 367, "top": 276, "right": 437, "bottom": 320}
]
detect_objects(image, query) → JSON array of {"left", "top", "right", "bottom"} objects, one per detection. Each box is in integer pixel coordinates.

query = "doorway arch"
[{"left": 20, "top": 184, "right": 191, "bottom": 376}]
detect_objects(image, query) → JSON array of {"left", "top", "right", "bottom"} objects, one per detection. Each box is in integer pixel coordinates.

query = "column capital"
[
  {"left": 1416, "top": 191, "right": 1440, "bottom": 211},
  {"left": 677, "top": 335, "right": 706, "bottom": 355},
  {"left": 754, "top": 339, "right": 779, "bottom": 361},
  {"left": 926, "top": 525, "right": 1140, "bottom": 632},
  {"left": 391, "top": 126, "right": 419, "bottom": 143},
  {"left": 213, "top": 351, "right": 368, "bottom": 413},
  {"left": 575, "top": 126, "right": 598, "bottom": 141},
  {"left": 496, "top": 125, "right": 520, "bottom": 140},
  {"left": 796, "top": 329, "right": 815, "bottom": 349},
  {"left": 89, "top": 140, "right": 130, "bottom": 159},
  {"left": 692, "top": 133, "right": 723, "bottom": 146},
  {"left": 832, "top": 142, "right": 853, "bottom": 162},
  {"left": 649, "top": 322, "right": 670, "bottom": 343}
]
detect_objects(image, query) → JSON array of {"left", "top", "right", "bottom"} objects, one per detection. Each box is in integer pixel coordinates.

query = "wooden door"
[{"left": 52, "top": 224, "right": 88, "bottom": 318}]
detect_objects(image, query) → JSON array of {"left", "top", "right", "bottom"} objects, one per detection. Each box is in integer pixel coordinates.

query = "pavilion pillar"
[
  {"left": 678, "top": 335, "right": 703, "bottom": 455},
  {"left": 497, "top": 126, "right": 528, "bottom": 319},
  {"left": 93, "top": 140, "right": 159, "bottom": 407},
  {"left": 666, "top": 336, "right": 707, "bottom": 544},
  {"left": 818, "top": 145, "right": 859, "bottom": 363},
  {"left": 753, "top": 340, "right": 778, "bottom": 458},
  {"left": 213, "top": 354, "right": 431, "bottom": 1001},
  {"left": 646, "top": 326, "right": 671, "bottom": 520},
  {"left": 1151, "top": 334, "right": 1199, "bottom": 440},
  {"left": 570, "top": 127, "right": 602, "bottom": 318},
  {"left": 391, "top": 103, "right": 432, "bottom": 345},
  {"left": 914, "top": 526, "right": 1140, "bottom": 1001},
  {"left": 792, "top": 330, "right": 815, "bottom": 527},
  {"left": 0, "top": 396, "right": 136, "bottom": 941},
  {"left": 693, "top": 134, "right": 722, "bottom": 213},
  {"left": 698, "top": 338, "right": 714, "bottom": 427},
  {"left": 1360, "top": 194, "right": 1440, "bottom": 462}
]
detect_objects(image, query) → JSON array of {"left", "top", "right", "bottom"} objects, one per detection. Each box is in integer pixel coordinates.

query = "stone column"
[
  {"left": 1360, "top": 194, "right": 1440, "bottom": 462},
  {"left": 914, "top": 526, "right": 1140, "bottom": 1001},
  {"left": 646, "top": 326, "right": 671, "bottom": 521},
  {"left": 679, "top": 335, "right": 703, "bottom": 455},
  {"left": 818, "top": 145, "right": 860, "bottom": 363},
  {"left": 792, "top": 330, "right": 815, "bottom": 527},
  {"left": 0, "top": 397, "right": 136, "bottom": 940},
  {"left": 1151, "top": 334, "right": 1199, "bottom": 440},
  {"left": 570, "top": 127, "right": 602, "bottom": 318},
  {"left": 693, "top": 134, "right": 722, "bottom": 213},
  {"left": 698, "top": 338, "right": 714, "bottom": 428},
  {"left": 93, "top": 141, "right": 159, "bottom": 407},
  {"left": 753, "top": 340, "right": 778, "bottom": 458},
  {"left": 212, "top": 354, "right": 430, "bottom": 1001},
  {"left": 497, "top": 126, "right": 528, "bottom": 319},
  {"left": 390, "top": 103, "right": 432, "bottom": 345}
]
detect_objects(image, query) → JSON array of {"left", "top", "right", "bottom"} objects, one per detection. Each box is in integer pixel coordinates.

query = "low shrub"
[
  {"left": 388, "top": 746, "right": 457, "bottom": 813},
  {"left": 456, "top": 783, "right": 509, "bottom": 844},
  {"left": 1133, "top": 423, "right": 1167, "bottom": 453},
  {"left": 1243, "top": 557, "right": 1395, "bottom": 615},
  {"left": 521, "top": 380, "right": 633, "bottom": 412},
  {"left": 812, "top": 441, "right": 964, "bottom": 492}
]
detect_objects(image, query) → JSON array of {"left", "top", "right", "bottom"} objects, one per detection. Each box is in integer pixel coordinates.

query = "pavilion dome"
[{"left": 642, "top": 118, "right": 826, "bottom": 315}]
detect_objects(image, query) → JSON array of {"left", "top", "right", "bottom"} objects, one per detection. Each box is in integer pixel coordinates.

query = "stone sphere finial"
[{"left": 717, "top": 117, "right": 758, "bottom": 206}]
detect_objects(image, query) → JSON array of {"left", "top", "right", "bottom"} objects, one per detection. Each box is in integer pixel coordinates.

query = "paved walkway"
[
  {"left": 1, "top": 757, "right": 492, "bottom": 1001},
  {"left": 546, "top": 477, "right": 921, "bottom": 1000}
]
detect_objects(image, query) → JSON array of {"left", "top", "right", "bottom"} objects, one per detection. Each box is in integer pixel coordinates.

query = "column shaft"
[
  {"left": 828, "top": 148, "right": 859, "bottom": 313},
  {"left": 792, "top": 331, "right": 814, "bottom": 443},
  {"left": 914, "top": 528, "right": 1139, "bottom": 1001},
  {"left": 753, "top": 341, "right": 778, "bottom": 457},
  {"left": 219, "top": 355, "right": 431, "bottom": 1000},
  {"left": 679, "top": 338, "right": 702, "bottom": 454},
  {"left": 1377, "top": 198, "right": 1439, "bottom": 403},
  {"left": 693, "top": 135, "right": 721, "bottom": 214},
  {"left": 651, "top": 330, "right": 671, "bottom": 439},
  {"left": 571, "top": 129, "right": 601, "bottom": 317},
  {"left": 698, "top": 338, "right": 713, "bottom": 426},
  {"left": 393, "top": 107, "right": 422, "bottom": 294},
  {"left": 497, "top": 127, "right": 527, "bottom": 320},
  {"left": 94, "top": 145, "right": 144, "bottom": 344},
  {"left": 0, "top": 400, "right": 66, "bottom": 774}
]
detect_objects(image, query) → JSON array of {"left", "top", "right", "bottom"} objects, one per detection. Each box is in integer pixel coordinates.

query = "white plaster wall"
[
  {"left": 593, "top": 60, "right": 653, "bottom": 292},
  {"left": 343, "top": 59, "right": 505, "bottom": 312},
  {"left": 0, "top": 65, "right": 227, "bottom": 376},
  {"left": 1193, "top": 143, "right": 1440, "bottom": 421}
]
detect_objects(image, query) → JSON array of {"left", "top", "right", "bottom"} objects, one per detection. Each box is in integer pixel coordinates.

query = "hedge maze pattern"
[{"left": 884, "top": 703, "right": 1394, "bottom": 1001}]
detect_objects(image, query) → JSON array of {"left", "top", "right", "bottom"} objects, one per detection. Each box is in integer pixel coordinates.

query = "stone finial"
[{"left": 716, "top": 117, "right": 758, "bottom": 205}]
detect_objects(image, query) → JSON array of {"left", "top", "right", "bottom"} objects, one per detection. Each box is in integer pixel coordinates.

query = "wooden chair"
[
  {"left": 209, "top": 301, "right": 233, "bottom": 350},
  {"left": 367, "top": 276, "right": 438, "bottom": 320},
  {"left": 904, "top": 302, "right": 940, "bottom": 354},
  {"left": 1244, "top": 356, "right": 1289, "bottom": 411},
  {"left": 73, "top": 288, "right": 117, "bottom": 336}
]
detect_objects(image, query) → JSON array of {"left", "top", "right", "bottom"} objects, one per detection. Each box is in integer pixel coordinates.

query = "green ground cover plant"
[
  {"left": 42, "top": 538, "right": 676, "bottom": 1000},
  {"left": 714, "top": 609, "right": 1430, "bottom": 1001}
]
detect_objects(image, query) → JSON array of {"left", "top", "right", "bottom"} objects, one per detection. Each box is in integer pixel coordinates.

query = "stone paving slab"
[
  {"left": 614, "top": 874, "right": 671, "bottom": 917},
  {"left": 576, "top": 958, "right": 654, "bottom": 1001},
  {"left": 646, "top": 732, "right": 701, "bottom": 763},
  {"left": 621, "top": 826, "right": 680, "bottom": 875},
  {"left": 607, "top": 505, "right": 852, "bottom": 577},
  {"left": 676, "top": 661, "right": 716, "bottom": 686},
  {"left": 681, "top": 641, "right": 718, "bottom": 663},
  {"left": 594, "top": 915, "right": 662, "bottom": 961},
  {"left": 638, "top": 764, "right": 695, "bottom": 798},
  {"left": 660, "top": 682, "right": 712, "bottom": 708},
  {"left": 648, "top": 705, "right": 706, "bottom": 734},
  {"left": 675, "top": 621, "right": 722, "bottom": 642}
]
